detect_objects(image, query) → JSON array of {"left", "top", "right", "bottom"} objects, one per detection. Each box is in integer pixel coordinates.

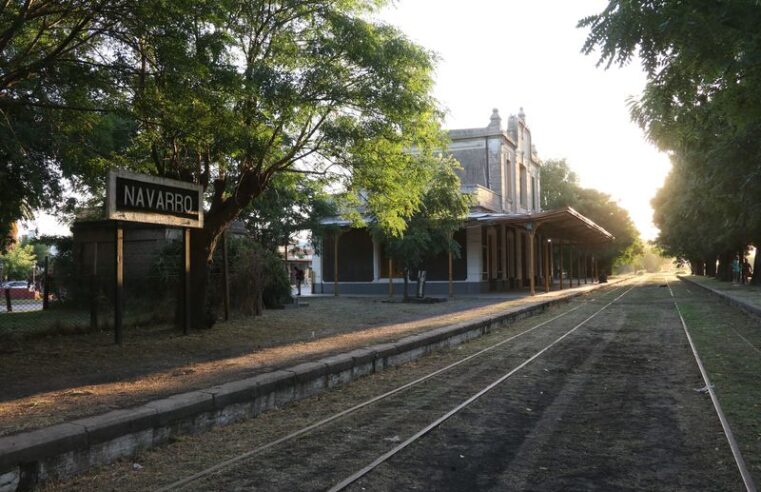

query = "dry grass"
[{"left": 0, "top": 292, "right": 575, "bottom": 436}]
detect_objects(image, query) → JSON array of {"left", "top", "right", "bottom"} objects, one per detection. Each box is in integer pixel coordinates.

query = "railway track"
[
  {"left": 327, "top": 281, "right": 639, "bottom": 491},
  {"left": 158, "top": 280, "right": 634, "bottom": 491},
  {"left": 150, "top": 276, "right": 752, "bottom": 491}
]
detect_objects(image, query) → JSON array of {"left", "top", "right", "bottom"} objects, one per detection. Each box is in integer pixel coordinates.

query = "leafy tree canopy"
[
  {"left": 375, "top": 156, "right": 470, "bottom": 287},
  {"left": 580, "top": 1, "right": 761, "bottom": 281},
  {"left": 2, "top": 0, "right": 450, "bottom": 324},
  {"left": 541, "top": 159, "right": 642, "bottom": 270},
  {"left": 1, "top": 243, "right": 36, "bottom": 280}
]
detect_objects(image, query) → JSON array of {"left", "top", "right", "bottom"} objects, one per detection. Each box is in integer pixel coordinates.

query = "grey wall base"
[{"left": 0, "top": 283, "right": 607, "bottom": 491}]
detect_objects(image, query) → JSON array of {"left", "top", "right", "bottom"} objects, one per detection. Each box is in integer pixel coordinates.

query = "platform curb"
[
  {"left": 0, "top": 281, "right": 618, "bottom": 490},
  {"left": 678, "top": 275, "right": 761, "bottom": 319}
]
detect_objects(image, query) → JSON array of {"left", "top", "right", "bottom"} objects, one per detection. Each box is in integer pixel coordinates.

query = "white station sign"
[{"left": 107, "top": 170, "right": 204, "bottom": 228}]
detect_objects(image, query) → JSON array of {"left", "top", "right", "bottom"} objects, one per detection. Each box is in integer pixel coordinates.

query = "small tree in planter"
[{"left": 377, "top": 157, "right": 470, "bottom": 300}]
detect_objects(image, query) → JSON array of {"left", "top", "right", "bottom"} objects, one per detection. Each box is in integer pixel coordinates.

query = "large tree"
[
  {"left": 580, "top": 0, "right": 761, "bottom": 283},
  {"left": 112, "top": 0, "right": 446, "bottom": 324},
  {"left": 0, "top": 0, "right": 132, "bottom": 250}
]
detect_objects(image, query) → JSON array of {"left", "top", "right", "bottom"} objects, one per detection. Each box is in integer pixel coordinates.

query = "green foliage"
[
  {"left": 540, "top": 159, "right": 641, "bottom": 270},
  {"left": 580, "top": 1, "right": 761, "bottom": 277},
  {"left": 243, "top": 173, "right": 337, "bottom": 253},
  {"left": 0, "top": 244, "right": 36, "bottom": 280},
  {"left": 223, "top": 238, "right": 292, "bottom": 310},
  {"left": 0, "top": 2, "right": 134, "bottom": 241},
  {"left": 375, "top": 156, "right": 470, "bottom": 275},
  {"left": 2, "top": 0, "right": 445, "bottom": 271},
  {"left": 540, "top": 159, "right": 579, "bottom": 209}
]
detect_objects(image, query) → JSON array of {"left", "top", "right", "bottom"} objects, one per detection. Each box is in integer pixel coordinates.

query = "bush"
[{"left": 218, "top": 237, "right": 292, "bottom": 313}]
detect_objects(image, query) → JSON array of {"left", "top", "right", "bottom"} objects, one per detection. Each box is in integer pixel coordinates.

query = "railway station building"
[{"left": 311, "top": 109, "right": 613, "bottom": 296}]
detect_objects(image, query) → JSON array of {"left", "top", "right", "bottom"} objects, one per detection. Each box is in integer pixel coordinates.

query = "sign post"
[{"left": 107, "top": 170, "right": 203, "bottom": 343}]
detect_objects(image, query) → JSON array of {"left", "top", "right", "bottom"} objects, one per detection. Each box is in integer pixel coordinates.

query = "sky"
[
  {"left": 23, "top": 0, "right": 670, "bottom": 240},
  {"left": 376, "top": 0, "right": 671, "bottom": 240}
]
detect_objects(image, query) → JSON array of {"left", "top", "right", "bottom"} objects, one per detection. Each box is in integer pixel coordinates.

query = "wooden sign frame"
[{"left": 106, "top": 169, "right": 204, "bottom": 229}]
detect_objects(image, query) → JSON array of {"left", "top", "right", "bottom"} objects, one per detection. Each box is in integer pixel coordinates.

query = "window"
[
  {"left": 519, "top": 165, "right": 527, "bottom": 208},
  {"left": 531, "top": 176, "right": 536, "bottom": 211}
]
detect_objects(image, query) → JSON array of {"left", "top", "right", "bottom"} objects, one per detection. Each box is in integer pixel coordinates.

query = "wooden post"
[
  {"left": 333, "top": 230, "right": 339, "bottom": 297},
  {"left": 584, "top": 250, "right": 588, "bottom": 285},
  {"left": 114, "top": 223, "right": 124, "bottom": 345},
  {"left": 388, "top": 258, "right": 394, "bottom": 297},
  {"left": 528, "top": 227, "right": 536, "bottom": 296},
  {"left": 4, "top": 288, "right": 10, "bottom": 312},
  {"left": 183, "top": 227, "right": 191, "bottom": 335},
  {"left": 42, "top": 255, "right": 49, "bottom": 310},
  {"left": 576, "top": 248, "right": 581, "bottom": 287},
  {"left": 448, "top": 248, "right": 453, "bottom": 298},
  {"left": 543, "top": 239, "right": 550, "bottom": 293},
  {"left": 593, "top": 256, "right": 597, "bottom": 282},
  {"left": 222, "top": 231, "right": 230, "bottom": 322},
  {"left": 90, "top": 242, "right": 98, "bottom": 331},
  {"left": 558, "top": 239, "right": 563, "bottom": 290}
]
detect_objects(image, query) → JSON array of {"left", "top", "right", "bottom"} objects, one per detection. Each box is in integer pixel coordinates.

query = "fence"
[{"left": 0, "top": 229, "right": 285, "bottom": 342}]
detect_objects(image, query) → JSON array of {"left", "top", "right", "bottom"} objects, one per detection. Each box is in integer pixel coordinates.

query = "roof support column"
[
  {"left": 550, "top": 240, "right": 554, "bottom": 284},
  {"left": 528, "top": 225, "right": 536, "bottom": 296},
  {"left": 501, "top": 224, "right": 508, "bottom": 287},
  {"left": 389, "top": 258, "right": 394, "bottom": 298},
  {"left": 584, "top": 250, "right": 588, "bottom": 284},
  {"left": 559, "top": 240, "right": 564, "bottom": 290},
  {"left": 448, "top": 232, "right": 453, "bottom": 298},
  {"left": 543, "top": 238, "right": 550, "bottom": 293}
]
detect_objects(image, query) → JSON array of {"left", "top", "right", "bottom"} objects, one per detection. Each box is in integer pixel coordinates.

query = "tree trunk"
[
  {"left": 416, "top": 270, "right": 427, "bottom": 298},
  {"left": 403, "top": 268, "right": 409, "bottom": 300},
  {"left": 752, "top": 245, "right": 761, "bottom": 286},
  {"left": 705, "top": 256, "right": 716, "bottom": 277},
  {"left": 188, "top": 227, "right": 217, "bottom": 329},
  {"left": 717, "top": 252, "right": 733, "bottom": 281}
]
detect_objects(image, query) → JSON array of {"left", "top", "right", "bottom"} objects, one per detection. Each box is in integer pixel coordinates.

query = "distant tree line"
[
  {"left": 541, "top": 159, "right": 642, "bottom": 274},
  {"left": 580, "top": 1, "right": 761, "bottom": 283}
]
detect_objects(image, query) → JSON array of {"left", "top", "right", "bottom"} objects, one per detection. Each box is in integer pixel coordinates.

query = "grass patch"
[{"left": 678, "top": 296, "right": 761, "bottom": 482}]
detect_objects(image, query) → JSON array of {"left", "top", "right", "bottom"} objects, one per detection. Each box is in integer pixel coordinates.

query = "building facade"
[{"left": 312, "top": 109, "right": 612, "bottom": 296}]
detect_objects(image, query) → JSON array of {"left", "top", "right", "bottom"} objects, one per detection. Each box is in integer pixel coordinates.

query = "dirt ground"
[
  {"left": 45, "top": 277, "right": 755, "bottom": 491},
  {"left": 1, "top": 291, "right": 574, "bottom": 436}
]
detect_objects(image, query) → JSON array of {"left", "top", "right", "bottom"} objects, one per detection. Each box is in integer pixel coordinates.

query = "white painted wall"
[
  {"left": 312, "top": 240, "right": 322, "bottom": 285},
  {"left": 466, "top": 226, "right": 482, "bottom": 282}
]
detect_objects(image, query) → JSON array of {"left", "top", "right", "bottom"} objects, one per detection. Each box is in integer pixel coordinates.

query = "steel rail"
[
  {"left": 157, "top": 281, "right": 631, "bottom": 492},
  {"left": 674, "top": 299, "right": 758, "bottom": 492},
  {"left": 328, "top": 282, "right": 638, "bottom": 492}
]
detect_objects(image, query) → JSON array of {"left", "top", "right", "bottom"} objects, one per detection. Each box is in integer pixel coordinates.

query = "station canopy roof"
[
  {"left": 320, "top": 206, "right": 614, "bottom": 245},
  {"left": 469, "top": 206, "right": 614, "bottom": 244}
]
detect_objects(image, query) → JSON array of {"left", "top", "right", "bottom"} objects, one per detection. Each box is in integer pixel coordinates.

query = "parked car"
[{"left": 2, "top": 280, "right": 37, "bottom": 299}]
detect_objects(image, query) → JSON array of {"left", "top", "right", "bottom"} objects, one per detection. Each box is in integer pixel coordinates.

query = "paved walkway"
[{"left": 679, "top": 275, "right": 761, "bottom": 318}]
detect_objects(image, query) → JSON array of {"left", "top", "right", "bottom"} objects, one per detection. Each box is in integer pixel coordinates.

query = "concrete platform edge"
[
  {"left": 0, "top": 281, "right": 617, "bottom": 490},
  {"left": 678, "top": 275, "right": 761, "bottom": 318}
]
